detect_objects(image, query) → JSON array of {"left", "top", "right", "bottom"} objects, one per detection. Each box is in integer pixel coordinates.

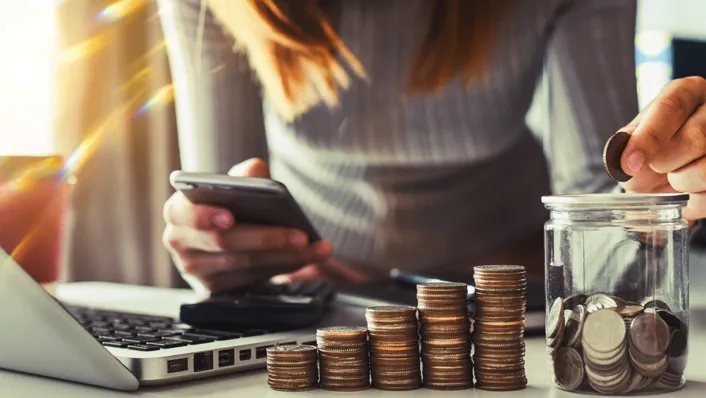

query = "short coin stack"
[
  {"left": 547, "top": 263, "right": 565, "bottom": 303},
  {"left": 266, "top": 345, "right": 319, "bottom": 392},
  {"left": 628, "top": 313, "right": 670, "bottom": 379},
  {"left": 417, "top": 282, "right": 473, "bottom": 390},
  {"left": 316, "top": 326, "right": 370, "bottom": 391},
  {"left": 472, "top": 265, "right": 528, "bottom": 391},
  {"left": 365, "top": 306, "right": 422, "bottom": 390}
]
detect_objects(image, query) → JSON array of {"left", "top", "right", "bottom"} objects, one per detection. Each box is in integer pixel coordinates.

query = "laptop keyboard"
[{"left": 64, "top": 305, "right": 269, "bottom": 352}]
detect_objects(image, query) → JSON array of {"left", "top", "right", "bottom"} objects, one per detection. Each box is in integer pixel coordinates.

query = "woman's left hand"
[{"left": 618, "top": 76, "right": 706, "bottom": 221}]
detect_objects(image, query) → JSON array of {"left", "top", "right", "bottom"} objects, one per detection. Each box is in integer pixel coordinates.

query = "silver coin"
[
  {"left": 582, "top": 309, "right": 626, "bottom": 354},
  {"left": 624, "top": 370, "right": 647, "bottom": 393},
  {"left": 585, "top": 294, "right": 619, "bottom": 309},
  {"left": 629, "top": 313, "right": 670, "bottom": 358},
  {"left": 546, "top": 297, "right": 564, "bottom": 338},
  {"left": 564, "top": 294, "right": 587, "bottom": 309},
  {"left": 563, "top": 304, "right": 586, "bottom": 347},
  {"left": 553, "top": 347, "right": 584, "bottom": 391}
]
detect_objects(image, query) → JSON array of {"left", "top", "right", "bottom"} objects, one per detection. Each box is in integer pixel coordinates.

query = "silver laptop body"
[{"left": 0, "top": 249, "right": 316, "bottom": 391}]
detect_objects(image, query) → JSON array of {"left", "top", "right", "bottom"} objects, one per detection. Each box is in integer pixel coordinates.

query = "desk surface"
[{"left": 3, "top": 254, "right": 706, "bottom": 398}]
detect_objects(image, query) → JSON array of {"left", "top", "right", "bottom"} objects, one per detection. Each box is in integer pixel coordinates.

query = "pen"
[{"left": 389, "top": 268, "right": 476, "bottom": 297}]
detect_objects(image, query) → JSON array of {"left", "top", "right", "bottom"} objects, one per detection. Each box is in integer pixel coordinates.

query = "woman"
[{"left": 157, "top": 0, "right": 641, "bottom": 293}]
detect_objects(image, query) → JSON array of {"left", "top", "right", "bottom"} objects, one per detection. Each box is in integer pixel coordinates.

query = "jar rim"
[{"left": 542, "top": 193, "right": 689, "bottom": 207}]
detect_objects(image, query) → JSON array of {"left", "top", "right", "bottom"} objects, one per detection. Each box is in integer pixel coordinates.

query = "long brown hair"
[{"left": 206, "top": 0, "right": 512, "bottom": 121}]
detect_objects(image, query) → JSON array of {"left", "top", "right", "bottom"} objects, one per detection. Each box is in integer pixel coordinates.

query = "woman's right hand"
[{"left": 162, "top": 158, "right": 333, "bottom": 293}]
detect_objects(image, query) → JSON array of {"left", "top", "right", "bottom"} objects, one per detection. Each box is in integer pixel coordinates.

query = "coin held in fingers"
[{"left": 603, "top": 131, "right": 632, "bottom": 182}]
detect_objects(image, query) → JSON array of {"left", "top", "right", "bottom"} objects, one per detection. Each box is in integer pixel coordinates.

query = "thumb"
[{"left": 228, "top": 158, "right": 270, "bottom": 178}]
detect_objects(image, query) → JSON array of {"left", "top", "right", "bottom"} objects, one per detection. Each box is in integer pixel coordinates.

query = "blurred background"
[{"left": 0, "top": 0, "right": 704, "bottom": 288}]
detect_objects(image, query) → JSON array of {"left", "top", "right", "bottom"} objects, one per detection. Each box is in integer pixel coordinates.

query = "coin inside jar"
[
  {"left": 553, "top": 347, "right": 584, "bottom": 391},
  {"left": 582, "top": 309, "right": 626, "bottom": 353},
  {"left": 629, "top": 313, "right": 670, "bottom": 358},
  {"left": 546, "top": 297, "right": 564, "bottom": 338}
]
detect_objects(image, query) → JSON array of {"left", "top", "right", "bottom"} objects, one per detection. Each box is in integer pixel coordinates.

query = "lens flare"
[
  {"left": 135, "top": 84, "right": 174, "bottom": 116},
  {"left": 63, "top": 91, "right": 144, "bottom": 176},
  {"left": 96, "top": 0, "right": 150, "bottom": 23},
  {"left": 58, "top": 32, "right": 109, "bottom": 65}
]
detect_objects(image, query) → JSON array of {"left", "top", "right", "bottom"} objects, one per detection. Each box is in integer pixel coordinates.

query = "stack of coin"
[
  {"left": 582, "top": 309, "right": 632, "bottom": 393},
  {"left": 547, "top": 263, "right": 565, "bottom": 303},
  {"left": 365, "top": 306, "right": 422, "bottom": 391},
  {"left": 545, "top": 298, "right": 565, "bottom": 356},
  {"left": 628, "top": 313, "right": 670, "bottom": 379},
  {"left": 472, "top": 265, "right": 527, "bottom": 391},
  {"left": 316, "top": 326, "right": 370, "bottom": 391},
  {"left": 266, "top": 344, "right": 319, "bottom": 392},
  {"left": 416, "top": 282, "right": 473, "bottom": 390}
]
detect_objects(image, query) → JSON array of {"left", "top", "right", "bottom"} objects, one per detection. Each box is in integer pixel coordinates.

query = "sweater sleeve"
[
  {"left": 157, "top": 0, "right": 268, "bottom": 173},
  {"left": 540, "top": 0, "right": 639, "bottom": 194}
]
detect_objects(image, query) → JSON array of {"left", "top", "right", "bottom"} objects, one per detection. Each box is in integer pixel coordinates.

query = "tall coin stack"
[
  {"left": 266, "top": 345, "right": 319, "bottom": 392},
  {"left": 316, "top": 326, "right": 370, "bottom": 391},
  {"left": 365, "top": 306, "right": 422, "bottom": 391},
  {"left": 417, "top": 282, "right": 473, "bottom": 390},
  {"left": 472, "top": 265, "right": 528, "bottom": 391}
]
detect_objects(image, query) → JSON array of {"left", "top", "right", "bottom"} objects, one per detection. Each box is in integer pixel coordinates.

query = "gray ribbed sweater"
[{"left": 158, "top": 0, "right": 638, "bottom": 273}]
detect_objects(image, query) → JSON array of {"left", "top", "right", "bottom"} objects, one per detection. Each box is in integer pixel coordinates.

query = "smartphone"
[{"left": 169, "top": 171, "right": 321, "bottom": 242}]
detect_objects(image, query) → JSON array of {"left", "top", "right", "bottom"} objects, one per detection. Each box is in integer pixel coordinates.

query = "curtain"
[{"left": 54, "top": 0, "right": 183, "bottom": 287}]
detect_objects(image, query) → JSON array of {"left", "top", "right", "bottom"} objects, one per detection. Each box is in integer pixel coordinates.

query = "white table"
[{"left": 3, "top": 255, "right": 706, "bottom": 398}]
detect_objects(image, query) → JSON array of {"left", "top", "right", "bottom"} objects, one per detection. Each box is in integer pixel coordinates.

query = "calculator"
[{"left": 179, "top": 281, "right": 337, "bottom": 332}]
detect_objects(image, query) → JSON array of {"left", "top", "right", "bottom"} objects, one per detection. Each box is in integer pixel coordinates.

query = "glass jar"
[{"left": 541, "top": 193, "right": 690, "bottom": 395}]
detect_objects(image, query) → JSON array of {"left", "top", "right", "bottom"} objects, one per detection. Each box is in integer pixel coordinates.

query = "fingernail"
[
  {"left": 211, "top": 212, "right": 232, "bottom": 229},
  {"left": 289, "top": 232, "right": 308, "bottom": 247},
  {"left": 270, "top": 274, "right": 292, "bottom": 284},
  {"left": 626, "top": 150, "right": 645, "bottom": 173}
]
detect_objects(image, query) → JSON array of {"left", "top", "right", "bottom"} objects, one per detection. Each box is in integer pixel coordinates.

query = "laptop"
[{"left": 0, "top": 249, "right": 324, "bottom": 391}]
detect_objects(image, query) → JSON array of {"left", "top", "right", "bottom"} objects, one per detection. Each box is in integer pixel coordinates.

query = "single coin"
[
  {"left": 564, "top": 294, "right": 588, "bottom": 309},
  {"left": 564, "top": 304, "right": 586, "bottom": 347},
  {"left": 317, "top": 326, "right": 368, "bottom": 338},
  {"left": 641, "top": 298, "right": 671, "bottom": 312},
  {"left": 553, "top": 347, "right": 584, "bottom": 391},
  {"left": 656, "top": 309, "right": 688, "bottom": 332},
  {"left": 668, "top": 329, "right": 688, "bottom": 374},
  {"left": 630, "top": 313, "right": 670, "bottom": 357},
  {"left": 603, "top": 131, "right": 632, "bottom": 182},
  {"left": 546, "top": 297, "right": 565, "bottom": 338},
  {"left": 586, "top": 294, "right": 619, "bottom": 309},
  {"left": 582, "top": 309, "right": 626, "bottom": 353},
  {"left": 618, "top": 304, "right": 645, "bottom": 317}
]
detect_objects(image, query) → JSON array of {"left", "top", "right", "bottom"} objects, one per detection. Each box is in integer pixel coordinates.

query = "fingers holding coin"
[
  {"left": 604, "top": 77, "right": 706, "bottom": 221},
  {"left": 618, "top": 77, "right": 706, "bottom": 177}
]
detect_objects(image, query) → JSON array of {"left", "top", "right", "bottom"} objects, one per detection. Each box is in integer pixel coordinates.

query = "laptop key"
[
  {"left": 122, "top": 336, "right": 159, "bottom": 344},
  {"left": 146, "top": 340, "right": 189, "bottom": 349},
  {"left": 103, "top": 341, "right": 128, "bottom": 348},
  {"left": 190, "top": 329, "right": 244, "bottom": 340},
  {"left": 127, "top": 344, "right": 160, "bottom": 352},
  {"left": 138, "top": 331, "right": 181, "bottom": 338},
  {"left": 113, "top": 324, "right": 133, "bottom": 332},
  {"left": 98, "top": 336, "right": 118, "bottom": 342},
  {"left": 114, "top": 331, "right": 136, "bottom": 337},
  {"left": 92, "top": 327, "right": 112, "bottom": 335},
  {"left": 134, "top": 326, "right": 155, "bottom": 333},
  {"left": 166, "top": 336, "right": 214, "bottom": 345}
]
